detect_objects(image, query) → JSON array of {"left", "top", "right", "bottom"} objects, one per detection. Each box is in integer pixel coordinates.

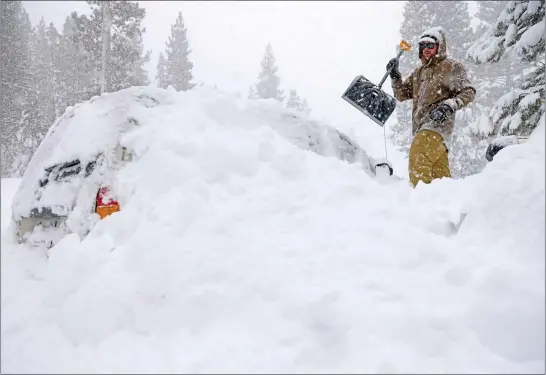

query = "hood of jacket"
[{"left": 418, "top": 27, "right": 447, "bottom": 66}]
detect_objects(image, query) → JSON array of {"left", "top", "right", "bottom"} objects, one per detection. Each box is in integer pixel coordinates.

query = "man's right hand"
[{"left": 386, "top": 58, "right": 401, "bottom": 80}]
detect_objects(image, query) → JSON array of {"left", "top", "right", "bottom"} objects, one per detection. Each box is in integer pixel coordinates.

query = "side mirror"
[{"left": 374, "top": 158, "right": 394, "bottom": 176}]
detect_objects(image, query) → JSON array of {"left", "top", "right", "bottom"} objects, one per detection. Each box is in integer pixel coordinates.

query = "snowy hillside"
[{"left": 1, "top": 87, "right": 544, "bottom": 373}]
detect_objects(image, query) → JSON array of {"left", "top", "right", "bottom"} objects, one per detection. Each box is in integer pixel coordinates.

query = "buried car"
[
  {"left": 10, "top": 87, "right": 159, "bottom": 248},
  {"left": 13, "top": 145, "right": 132, "bottom": 248},
  {"left": 11, "top": 87, "right": 392, "bottom": 248}
]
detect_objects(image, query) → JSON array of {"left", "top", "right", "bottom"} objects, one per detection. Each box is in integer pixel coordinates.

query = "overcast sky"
[{"left": 23, "top": 1, "right": 478, "bottom": 151}]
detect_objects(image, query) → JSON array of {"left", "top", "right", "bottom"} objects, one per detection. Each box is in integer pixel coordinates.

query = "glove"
[
  {"left": 386, "top": 58, "right": 401, "bottom": 80},
  {"left": 430, "top": 103, "right": 454, "bottom": 124},
  {"left": 485, "top": 143, "right": 504, "bottom": 162}
]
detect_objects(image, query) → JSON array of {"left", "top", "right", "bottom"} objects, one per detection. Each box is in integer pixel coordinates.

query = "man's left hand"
[{"left": 430, "top": 103, "right": 454, "bottom": 123}]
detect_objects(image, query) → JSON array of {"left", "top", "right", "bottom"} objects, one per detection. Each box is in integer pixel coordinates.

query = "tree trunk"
[{"left": 100, "top": 1, "right": 112, "bottom": 95}]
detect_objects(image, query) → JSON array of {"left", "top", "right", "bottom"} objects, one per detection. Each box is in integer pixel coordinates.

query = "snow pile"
[
  {"left": 1, "top": 179, "right": 21, "bottom": 235},
  {"left": 10, "top": 86, "right": 378, "bottom": 242},
  {"left": 1, "top": 87, "right": 544, "bottom": 373},
  {"left": 453, "top": 120, "right": 545, "bottom": 366}
]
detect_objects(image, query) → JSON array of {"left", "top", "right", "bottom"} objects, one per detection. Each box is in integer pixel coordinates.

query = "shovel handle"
[{"left": 378, "top": 49, "right": 405, "bottom": 88}]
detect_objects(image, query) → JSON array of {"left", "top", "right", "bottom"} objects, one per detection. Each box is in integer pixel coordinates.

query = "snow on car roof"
[{"left": 44, "top": 87, "right": 174, "bottom": 168}]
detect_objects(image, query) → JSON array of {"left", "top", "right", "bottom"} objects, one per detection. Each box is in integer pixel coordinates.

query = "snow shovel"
[{"left": 342, "top": 40, "right": 412, "bottom": 127}]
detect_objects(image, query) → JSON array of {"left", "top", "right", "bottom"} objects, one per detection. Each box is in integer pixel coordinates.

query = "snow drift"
[
  {"left": 1, "top": 86, "right": 544, "bottom": 373},
  {"left": 10, "top": 86, "right": 379, "bottom": 244}
]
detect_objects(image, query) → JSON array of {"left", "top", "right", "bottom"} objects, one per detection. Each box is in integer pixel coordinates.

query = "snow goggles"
[{"left": 419, "top": 42, "right": 436, "bottom": 50}]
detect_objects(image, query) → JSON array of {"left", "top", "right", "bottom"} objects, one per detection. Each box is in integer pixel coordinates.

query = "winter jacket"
[{"left": 391, "top": 28, "right": 476, "bottom": 144}]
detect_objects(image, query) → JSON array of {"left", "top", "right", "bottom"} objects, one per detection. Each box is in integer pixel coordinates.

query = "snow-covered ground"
[
  {"left": 1, "top": 87, "right": 544, "bottom": 373},
  {"left": 1, "top": 178, "right": 20, "bottom": 236}
]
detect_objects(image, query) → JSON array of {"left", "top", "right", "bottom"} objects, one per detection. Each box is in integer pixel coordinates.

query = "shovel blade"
[{"left": 342, "top": 75, "right": 397, "bottom": 127}]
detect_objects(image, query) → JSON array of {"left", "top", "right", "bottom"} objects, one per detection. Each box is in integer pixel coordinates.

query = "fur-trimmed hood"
[{"left": 418, "top": 27, "right": 447, "bottom": 65}]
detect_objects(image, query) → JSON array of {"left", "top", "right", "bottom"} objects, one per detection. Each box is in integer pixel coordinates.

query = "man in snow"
[{"left": 386, "top": 27, "right": 476, "bottom": 187}]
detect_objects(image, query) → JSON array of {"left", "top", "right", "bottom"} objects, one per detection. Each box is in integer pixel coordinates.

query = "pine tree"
[
  {"left": 467, "top": 0, "right": 545, "bottom": 138},
  {"left": 0, "top": 1, "right": 33, "bottom": 176},
  {"left": 1, "top": 0, "right": 22, "bottom": 175},
  {"left": 300, "top": 98, "right": 311, "bottom": 115},
  {"left": 12, "top": 7, "right": 36, "bottom": 176},
  {"left": 254, "top": 43, "right": 284, "bottom": 101},
  {"left": 56, "top": 13, "right": 97, "bottom": 111},
  {"left": 11, "top": 16, "right": 60, "bottom": 177},
  {"left": 110, "top": 1, "right": 150, "bottom": 90},
  {"left": 156, "top": 52, "right": 168, "bottom": 88},
  {"left": 248, "top": 85, "right": 257, "bottom": 99},
  {"left": 29, "top": 17, "right": 56, "bottom": 136},
  {"left": 99, "top": 1, "right": 112, "bottom": 94},
  {"left": 164, "top": 11, "right": 195, "bottom": 91},
  {"left": 286, "top": 89, "right": 302, "bottom": 109},
  {"left": 468, "top": 0, "right": 529, "bottom": 139},
  {"left": 475, "top": 1, "right": 509, "bottom": 37},
  {"left": 1, "top": 1, "right": 151, "bottom": 176},
  {"left": 47, "top": 22, "right": 63, "bottom": 119},
  {"left": 69, "top": 11, "right": 102, "bottom": 98},
  {"left": 286, "top": 89, "right": 311, "bottom": 115},
  {"left": 87, "top": 1, "right": 150, "bottom": 93}
]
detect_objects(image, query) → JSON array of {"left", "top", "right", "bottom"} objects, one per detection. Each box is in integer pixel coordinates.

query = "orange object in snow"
[{"left": 96, "top": 186, "right": 120, "bottom": 219}]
